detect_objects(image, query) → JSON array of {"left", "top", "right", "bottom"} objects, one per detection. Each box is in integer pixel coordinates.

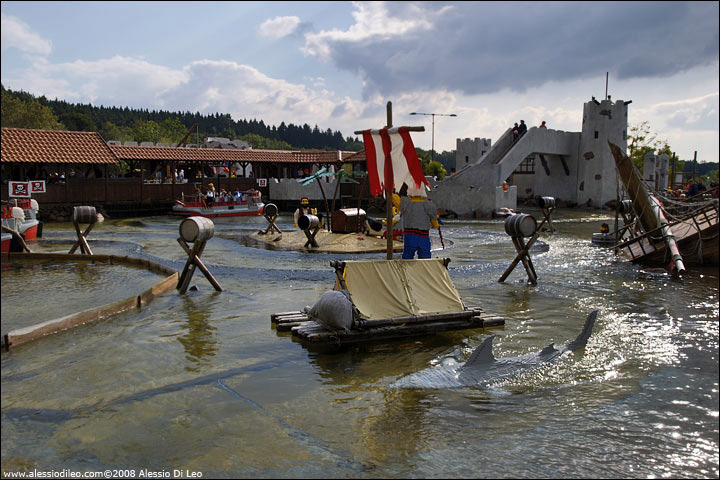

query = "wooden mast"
[
  {"left": 354, "top": 101, "right": 425, "bottom": 260},
  {"left": 608, "top": 141, "right": 686, "bottom": 272},
  {"left": 385, "top": 102, "right": 393, "bottom": 259}
]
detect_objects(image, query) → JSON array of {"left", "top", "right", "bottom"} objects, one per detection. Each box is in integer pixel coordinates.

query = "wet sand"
[{"left": 247, "top": 228, "right": 403, "bottom": 253}]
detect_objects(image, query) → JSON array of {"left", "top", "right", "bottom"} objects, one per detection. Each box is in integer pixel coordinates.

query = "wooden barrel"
[
  {"left": 264, "top": 203, "right": 278, "bottom": 217},
  {"left": 298, "top": 214, "right": 319, "bottom": 231},
  {"left": 179, "top": 216, "right": 214, "bottom": 243},
  {"left": 539, "top": 196, "right": 556, "bottom": 208},
  {"left": 504, "top": 214, "right": 537, "bottom": 237},
  {"left": 73, "top": 206, "right": 97, "bottom": 224},
  {"left": 619, "top": 199, "right": 633, "bottom": 214}
]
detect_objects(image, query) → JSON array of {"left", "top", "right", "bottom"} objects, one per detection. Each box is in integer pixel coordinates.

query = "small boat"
[
  {"left": 2, "top": 199, "right": 42, "bottom": 244},
  {"left": 171, "top": 189, "right": 264, "bottom": 218}
]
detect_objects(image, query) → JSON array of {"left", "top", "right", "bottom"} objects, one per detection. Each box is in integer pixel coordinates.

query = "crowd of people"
[
  {"left": 193, "top": 183, "right": 250, "bottom": 206},
  {"left": 511, "top": 119, "right": 548, "bottom": 142},
  {"left": 667, "top": 179, "right": 718, "bottom": 198}
]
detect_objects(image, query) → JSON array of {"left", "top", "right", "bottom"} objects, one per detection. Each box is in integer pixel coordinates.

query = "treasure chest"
[{"left": 331, "top": 208, "right": 366, "bottom": 233}]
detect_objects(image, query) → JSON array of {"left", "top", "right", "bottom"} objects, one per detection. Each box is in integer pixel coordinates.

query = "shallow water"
[
  {"left": 1, "top": 260, "right": 168, "bottom": 333},
  {"left": 1, "top": 208, "right": 718, "bottom": 478}
]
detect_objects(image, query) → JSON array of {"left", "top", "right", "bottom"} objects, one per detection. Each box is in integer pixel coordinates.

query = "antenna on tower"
[{"left": 605, "top": 72, "right": 609, "bottom": 100}]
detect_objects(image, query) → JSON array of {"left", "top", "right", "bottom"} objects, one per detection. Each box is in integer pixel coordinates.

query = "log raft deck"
[
  {"left": 271, "top": 308, "right": 505, "bottom": 346},
  {"left": 270, "top": 258, "right": 504, "bottom": 347}
]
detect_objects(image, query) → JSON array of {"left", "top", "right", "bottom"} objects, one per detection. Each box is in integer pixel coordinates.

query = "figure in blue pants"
[{"left": 399, "top": 193, "right": 439, "bottom": 259}]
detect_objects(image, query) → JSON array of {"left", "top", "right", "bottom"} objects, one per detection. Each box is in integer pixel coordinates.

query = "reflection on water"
[
  {"left": 174, "top": 295, "right": 219, "bottom": 371},
  {"left": 1, "top": 210, "right": 718, "bottom": 478}
]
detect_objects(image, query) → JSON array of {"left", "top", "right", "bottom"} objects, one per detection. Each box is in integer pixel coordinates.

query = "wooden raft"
[{"left": 271, "top": 308, "right": 505, "bottom": 346}]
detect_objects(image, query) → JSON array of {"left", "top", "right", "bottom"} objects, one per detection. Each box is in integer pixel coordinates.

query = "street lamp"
[{"left": 409, "top": 112, "right": 457, "bottom": 163}]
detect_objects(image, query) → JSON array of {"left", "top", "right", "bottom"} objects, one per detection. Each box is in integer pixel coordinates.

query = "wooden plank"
[
  {"left": 271, "top": 311, "right": 303, "bottom": 321},
  {"left": 290, "top": 314, "right": 505, "bottom": 346},
  {"left": 2, "top": 254, "right": 179, "bottom": 349},
  {"left": 356, "top": 309, "right": 483, "bottom": 328},
  {"left": 276, "top": 320, "right": 312, "bottom": 332}
]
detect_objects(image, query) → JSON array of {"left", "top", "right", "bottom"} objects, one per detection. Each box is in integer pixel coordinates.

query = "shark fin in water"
[
  {"left": 563, "top": 310, "right": 598, "bottom": 351},
  {"left": 464, "top": 335, "right": 496, "bottom": 366}
]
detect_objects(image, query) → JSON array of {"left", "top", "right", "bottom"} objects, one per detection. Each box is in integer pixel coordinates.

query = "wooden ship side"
[{"left": 609, "top": 141, "right": 719, "bottom": 267}]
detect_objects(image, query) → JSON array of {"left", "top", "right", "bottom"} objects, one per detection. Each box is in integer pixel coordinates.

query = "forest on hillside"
[
  {"left": 1, "top": 85, "right": 364, "bottom": 151},
  {"left": 1, "top": 85, "right": 455, "bottom": 178}
]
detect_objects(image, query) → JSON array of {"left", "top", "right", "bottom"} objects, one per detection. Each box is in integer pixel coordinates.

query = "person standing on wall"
[{"left": 518, "top": 120, "right": 528, "bottom": 137}]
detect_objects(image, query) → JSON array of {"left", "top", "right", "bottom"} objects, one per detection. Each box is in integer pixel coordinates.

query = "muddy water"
[{"left": 1, "top": 209, "right": 717, "bottom": 478}]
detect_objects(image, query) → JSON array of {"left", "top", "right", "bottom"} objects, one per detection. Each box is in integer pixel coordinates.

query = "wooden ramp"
[{"left": 271, "top": 308, "right": 504, "bottom": 346}]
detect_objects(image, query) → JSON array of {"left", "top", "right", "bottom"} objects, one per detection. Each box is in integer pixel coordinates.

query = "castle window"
[
  {"left": 514, "top": 157, "right": 535, "bottom": 175},
  {"left": 594, "top": 131, "right": 599, "bottom": 139},
  {"left": 465, "top": 155, "right": 469, "bottom": 164}
]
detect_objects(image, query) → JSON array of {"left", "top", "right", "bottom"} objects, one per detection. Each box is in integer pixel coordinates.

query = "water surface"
[{"left": 1, "top": 209, "right": 717, "bottom": 478}]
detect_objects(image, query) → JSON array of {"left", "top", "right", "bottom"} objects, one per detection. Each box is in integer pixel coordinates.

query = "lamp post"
[{"left": 409, "top": 112, "right": 457, "bottom": 163}]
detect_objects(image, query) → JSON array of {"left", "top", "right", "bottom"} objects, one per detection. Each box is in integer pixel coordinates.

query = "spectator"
[
  {"left": 518, "top": 120, "right": 527, "bottom": 136},
  {"left": 512, "top": 123, "right": 520, "bottom": 142},
  {"left": 539, "top": 121, "right": 547, "bottom": 129}
]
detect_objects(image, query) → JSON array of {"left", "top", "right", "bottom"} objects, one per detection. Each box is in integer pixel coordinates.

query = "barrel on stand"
[
  {"left": 264, "top": 203, "right": 278, "bottom": 218},
  {"left": 73, "top": 206, "right": 97, "bottom": 225},
  {"left": 180, "top": 216, "right": 215, "bottom": 243},
  {"left": 538, "top": 196, "right": 556, "bottom": 209},
  {"left": 504, "top": 214, "right": 537, "bottom": 238},
  {"left": 298, "top": 214, "right": 320, "bottom": 231}
]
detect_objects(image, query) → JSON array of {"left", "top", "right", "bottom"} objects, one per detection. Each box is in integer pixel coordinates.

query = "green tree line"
[{"left": 1, "top": 85, "right": 364, "bottom": 151}]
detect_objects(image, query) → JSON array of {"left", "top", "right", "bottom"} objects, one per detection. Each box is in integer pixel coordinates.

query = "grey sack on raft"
[{"left": 304, "top": 290, "right": 354, "bottom": 332}]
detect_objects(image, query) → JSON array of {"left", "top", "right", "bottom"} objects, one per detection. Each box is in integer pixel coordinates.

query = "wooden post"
[
  {"left": 177, "top": 217, "right": 222, "bottom": 293},
  {"left": 385, "top": 101, "right": 393, "bottom": 259},
  {"left": 499, "top": 215, "right": 549, "bottom": 285},
  {"left": 176, "top": 238, "right": 222, "bottom": 293},
  {"left": 352, "top": 101, "right": 425, "bottom": 260},
  {"left": 69, "top": 206, "right": 97, "bottom": 255},
  {"left": 259, "top": 203, "right": 281, "bottom": 234}
]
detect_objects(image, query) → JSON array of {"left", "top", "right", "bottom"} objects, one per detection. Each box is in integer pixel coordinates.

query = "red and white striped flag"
[{"left": 360, "top": 127, "right": 428, "bottom": 197}]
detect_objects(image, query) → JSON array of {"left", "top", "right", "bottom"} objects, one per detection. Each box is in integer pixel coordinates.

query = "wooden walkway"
[{"left": 271, "top": 308, "right": 505, "bottom": 346}]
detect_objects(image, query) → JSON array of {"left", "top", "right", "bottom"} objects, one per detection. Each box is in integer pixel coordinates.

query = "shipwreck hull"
[{"left": 609, "top": 141, "right": 718, "bottom": 268}]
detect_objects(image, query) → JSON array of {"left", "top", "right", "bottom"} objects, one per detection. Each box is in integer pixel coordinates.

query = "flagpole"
[
  {"left": 385, "top": 102, "right": 394, "bottom": 259},
  {"left": 354, "top": 102, "right": 425, "bottom": 260}
]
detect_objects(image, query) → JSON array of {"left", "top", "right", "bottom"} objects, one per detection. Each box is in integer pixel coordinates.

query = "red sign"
[
  {"left": 9, "top": 181, "right": 30, "bottom": 198},
  {"left": 30, "top": 180, "right": 46, "bottom": 193}
]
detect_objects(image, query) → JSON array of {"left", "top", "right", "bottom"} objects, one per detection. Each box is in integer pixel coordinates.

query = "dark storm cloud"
[{"left": 307, "top": 1, "right": 719, "bottom": 97}]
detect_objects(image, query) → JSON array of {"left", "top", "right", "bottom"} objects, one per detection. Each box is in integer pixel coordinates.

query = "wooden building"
[{"left": 1, "top": 127, "right": 367, "bottom": 218}]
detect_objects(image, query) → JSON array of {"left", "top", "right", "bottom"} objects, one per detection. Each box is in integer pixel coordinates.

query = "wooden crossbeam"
[
  {"left": 69, "top": 222, "right": 95, "bottom": 255},
  {"left": 499, "top": 215, "right": 549, "bottom": 285},
  {"left": 176, "top": 238, "right": 222, "bottom": 293},
  {"left": 303, "top": 225, "right": 320, "bottom": 248},
  {"left": 542, "top": 206, "right": 556, "bottom": 234},
  {"left": 260, "top": 213, "right": 282, "bottom": 234}
]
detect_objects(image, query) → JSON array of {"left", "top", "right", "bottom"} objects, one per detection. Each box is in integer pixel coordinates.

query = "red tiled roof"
[
  {"left": 1, "top": 127, "right": 119, "bottom": 164},
  {"left": 110, "top": 144, "right": 365, "bottom": 164},
  {"left": 343, "top": 150, "right": 366, "bottom": 163}
]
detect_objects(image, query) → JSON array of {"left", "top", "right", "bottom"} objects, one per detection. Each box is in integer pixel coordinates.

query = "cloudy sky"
[{"left": 2, "top": 1, "right": 718, "bottom": 162}]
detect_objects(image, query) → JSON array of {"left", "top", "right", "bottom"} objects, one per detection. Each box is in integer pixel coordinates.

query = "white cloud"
[
  {"left": 2, "top": 55, "right": 187, "bottom": 107},
  {"left": 640, "top": 93, "right": 719, "bottom": 132},
  {"left": 302, "top": 2, "right": 719, "bottom": 98},
  {"left": 258, "top": 16, "right": 302, "bottom": 39},
  {"left": 1, "top": 13, "right": 52, "bottom": 56},
  {"left": 302, "top": 1, "right": 440, "bottom": 60}
]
